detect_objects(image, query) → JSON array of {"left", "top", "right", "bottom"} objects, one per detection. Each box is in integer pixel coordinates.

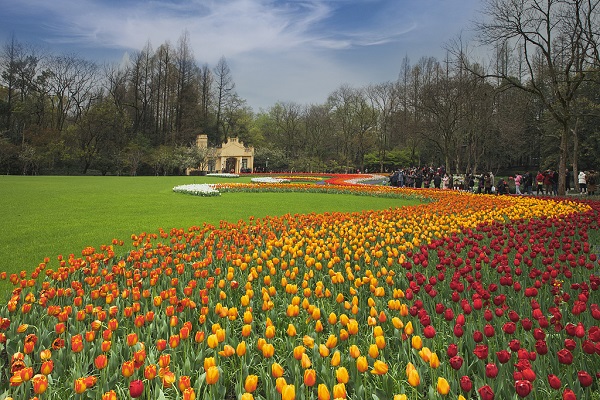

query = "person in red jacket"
[{"left": 536, "top": 171, "right": 545, "bottom": 195}]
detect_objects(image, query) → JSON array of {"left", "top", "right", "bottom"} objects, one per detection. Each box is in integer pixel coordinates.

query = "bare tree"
[
  {"left": 213, "top": 56, "right": 236, "bottom": 144},
  {"left": 464, "top": 0, "right": 599, "bottom": 194}
]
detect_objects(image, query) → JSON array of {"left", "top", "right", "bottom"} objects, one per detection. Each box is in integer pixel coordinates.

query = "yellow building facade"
[{"left": 195, "top": 134, "right": 254, "bottom": 174}]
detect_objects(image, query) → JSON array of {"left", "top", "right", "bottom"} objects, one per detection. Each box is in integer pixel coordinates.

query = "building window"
[{"left": 242, "top": 158, "right": 248, "bottom": 170}]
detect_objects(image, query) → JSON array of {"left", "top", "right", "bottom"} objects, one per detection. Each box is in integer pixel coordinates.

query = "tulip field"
[{"left": 0, "top": 176, "right": 599, "bottom": 399}]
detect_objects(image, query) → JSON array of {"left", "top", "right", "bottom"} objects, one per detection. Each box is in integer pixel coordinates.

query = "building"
[{"left": 194, "top": 134, "right": 254, "bottom": 174}]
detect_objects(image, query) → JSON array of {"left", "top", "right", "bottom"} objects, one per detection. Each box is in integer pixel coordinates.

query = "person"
[
  {"left": 536, "top": 171, "right": 545, "bottom": 195},
  {"left": 579, "top": 171, "right": 587, "bottom": 194},
  {"left": 433, "top": 173, "right": 442, "bottom": 189},
  {"left": 587, "top": 170, "right": 597, "bottom": 195},
  {"left": 543, "top": 171, "right": 553, "bottom": 195},
  {"left": 442, "top": 174, "right": 449, "bottom": 189},
  {"left": 497, "top": 178, "right": 507, "bottom": 195},
  {"left": 514, "top": 173, "right": 522, "bottom": 195},
  {"left": 484, "top": 174, "right": 492, "bottom": 194},
  {"left": 565, "top": 170, "right": 571, "bottom": 192},
  {"left": 523, "top": 172, "right": 533, "bottom": 195},
  {"left": 551, "top": 170, "right": 558, "bottom": 196}
]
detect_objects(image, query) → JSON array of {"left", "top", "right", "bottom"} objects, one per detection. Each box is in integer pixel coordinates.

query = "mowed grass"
[{"left": 0, "top": 175, "right": 415, "bottom": 284}]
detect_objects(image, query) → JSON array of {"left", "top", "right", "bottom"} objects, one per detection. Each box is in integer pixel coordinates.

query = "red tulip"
[
  {"left": 514, "top": 380, "right": 532, "bottom": 398},
  {"left": 535, "top": 340, "right": 548, "bottom": 355},
  {"left": 547, "top": 374, "right": 561, "bottom": 390},
  {"left": 484, "top": 324, "right": 495, "bottom": 337},
  {"left": 503, "top": 322, "right": 516, "bottom": 334},
  {"left": 447, "top": 343, "right": 458, "bottom": 357},
  {"left": 478, "top": 384, "right": 494, "bottom": 400},
  {"left": 423, "top": 325, "right": 435, "bottom": 338},
  {"left": 473, "top": 344, "right": 488, "bottom": 360},
  {"left": 485, "top": 363, "right": 498, "bottom": 378},
  {"left": 496, "top": 350, "right": 511, "bottom": 364},
  {"left": 577, "top": 370, "right": 593, "bottom": 387},
  {"left": 129, "top": 379, "right": 144, "bottom": 398},
  {"left": 449, "top": 356, "right": 463, "bottom": 370},
  {"left": 460, "top": 376, "right": 472, "bottom": 392},
  {"left": 562, "top": 389, "right": 576, "bottom": 400},
  {"left": 557, "top": 349, "right": 573, "bottom": 365}
]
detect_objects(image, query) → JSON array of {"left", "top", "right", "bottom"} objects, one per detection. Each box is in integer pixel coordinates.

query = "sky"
[{"left": 0, "top": 0, "right": 484, "bottom": 111}]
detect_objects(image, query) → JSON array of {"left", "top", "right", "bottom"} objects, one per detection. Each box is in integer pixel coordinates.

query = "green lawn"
[{"left": 0, "top": 176, "right": 415, "bottom": 282}]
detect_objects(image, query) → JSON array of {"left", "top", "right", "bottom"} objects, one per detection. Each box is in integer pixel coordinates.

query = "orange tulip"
[
  {"left": 244, "top": 374, "right": 259, "bottom": 392},
  {"left": 331, "top": 350, "right": 341, "bottom": 366},
  {"left": 219, "top": 344, "right": 235, "bottom": 357},
  {"left": 281, "top": 384, "right": 296, "bottom": 400},
  {"left": 241, "top": 393, "right": 254, "bottom": 400},
  {"left": 318, "top": 383, "right": 331, "bottom": 400},
  {"left": 183, "top": 387, "right": 196, "bottom": 400},
  {"left": 407, "top": 369, "right": 420, "bottom": 387},
  {"left": 356, "top": 356, "right": 369, "bottom": 373},
  {"left": 40, "top": 360, "right": 53, "bottom": 375},
  {"left": 332, "top": 383, "right": 346, "bottom": 398},
  {"left": 368, "top": 344, "right": 379, "bottom": 359},
  {"left": 144, "top": 364, "right": 157, "bottom": 380},
  {"left": 349, "top": 345, "right": 361, "bottom": 359},
  {"left": 207, "top": 334, "right": 219, "bottom": 348},
  {"left": 178, "top": 375, "right": 191, "bottom": 391},
  {"left": 206, "top": 366, "right": 219, "bottom": 385},
  {"left": 293, "top": 345, "right": 305, "bottom": 360},
  {"left": 301, "top": 352, "right": 312, "bottom": 369},
  {"left": 159, "top": 354, "right": 171, "bottom": 368},
  {"left": 32, "top": 374, "right": 48, "bottom": 394},
  {"left": 275, "top": 377, "right": 287, "bottom": 393},
  {"left": 271, "top": 362, "right": 284, "bottom": 378},
  {"left": 371, "top": 360, "right": 389, "bottom": 375},
  {"left": 375, "top": 335, "right": 386, "bottom": 349},
  {"left": 303, "top": 335, "right": 315, "bottom": 348},
  {"left": 203, "top": 357, "right": 216, "bottom": 372},
  {"left": 236, "top": 341, "right": 247, "bottom": 356},
  {"left": 304, "top": 369, "right": 316, "bottom": 387},
  {"left": 102, "top": 390, "right": 117, "bottom": 400},
  {"left": 287, "top": 323, "right": 297, "bottom": 337},
  {"left": 336, "top": 367, "right": 349, "bottom": 383},
  {"left": 121, "top": 360, "right": 135, "bottom": 378},
  {"left": 261, "top": 343, "right": 275, "bottom": 358},
  {"left": 94, "top": 354, "right": 108, "bottom": 370},
  {"left": 319, "top": 344, "right": 330, "bottom": 357},
  {"left": 74, "top": 377, "right": 87, "bottom": 394}
]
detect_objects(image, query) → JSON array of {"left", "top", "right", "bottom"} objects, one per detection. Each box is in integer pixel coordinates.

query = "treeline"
[{"left": 1, "top": 1, "right": 600, "bottom": 178}]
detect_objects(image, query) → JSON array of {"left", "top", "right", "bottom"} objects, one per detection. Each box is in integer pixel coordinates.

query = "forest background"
[{"left": 1, "top": 1, "right": 599, "bottom": 195}]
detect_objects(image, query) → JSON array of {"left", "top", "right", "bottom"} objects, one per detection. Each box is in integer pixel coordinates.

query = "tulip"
[
  {"left": 356, "top": 356, "right": 369, "bottom": 373},
  {"left": 478, "top": 385, "right": 494, "bottom": 400},
  {"left": 144, "top": 364, "right": 157, "bottom": 380},
  {"left": 485, "top": 363, "right": 498, "bottom": 378},
  {"left": 102, "top": 390, "right": 117, "bottom": 400},
  {"left": 407, "top": 369, "right": 420, "bottom": 387},
  {"left": 429, "top": 352, "right": 440, "bottom": 369},
  {"left": 371, "top": 360, "right": 388, "bottom": 375},
  {"left": 129, "top": 379, "right": 144, "bottom": 398},
  {"left": 562, "top": 389, "right": 576, "bottom": 400},
  {"left": 206, "top": 366, "right": 219, "bottom": 385},
  {"left": 332, "top": 383, "right": 346, "bottom": 398},
  {"left": 32, "top": 374, "right": 48, "bottom": 394},
  {"left": 335, "top": 366, "right": 349, "bottom": 383},
  {"left": 121, "top": 360, "right": 135, "bottom": 378},
  {"left": 74, "top": 377, "right": 87, "bottom": 394},
  {"left": 547, "top": 374, "right": 561, "bottom": 390},
  {"left": 179, "top": 375, "right": 191, "bottom": 391},
  {"left": 436, "top": 377, "right": 450, "bottom": 395},
  {"left": 514, "top": 380, "right": 532, "bottom": 398},
  {"left": 449, "top": 355, "right": 463, "bottom": 370},
  {"left": 282, "top": 384, "right": 296, "bottom": 400},
  {"left": 318, "top": 383, "right": 331, "bottom": 400},
  {"left": 203, "top": 357, "right": 216, "bottom": 372},
  {"left": 577, "top": 370, "right": 593, "bottom": 387},
  {"left": 304, "top": 368, "right": 317, "bottom": 386},
  {"left": 244, "top": 374, "right": 258, "bottom": 392},
  {"left": 183, "top": 388, "right": 196, "bottom": 400},
  {"left": 272, "top": 362, "right": 284, "bottom": 378},
  {"left": 460, "top": 376, "right": 472, "bottom": 392},
  {"left": 275, "top": 377, "right": 287, "bottom": 393}
]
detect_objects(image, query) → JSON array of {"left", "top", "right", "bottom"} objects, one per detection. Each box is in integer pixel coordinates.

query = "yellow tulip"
[
  {"left": 411, "top": 335, "right": 422, "bottom": 350},
  {"left": 281, "top": 384, "right": 296, "bottom": 400},
  {"left": 244, "top": 374, "right": 258, "bottom": 393},
  {"left": 271, "top": 362, "right": 284, "bottom": 378},
  {"left": 206, "top": 366, "right": 219, "bottom": 385},
  {"left": 371, "top": 360, "right": 389, "bottom": 375},
  {"left": 336, "top": 366, "right": 349, "bottom": 383},
  {"left": 429, "top": 352, "right": 440, "bottom": 369},
  {"left": 394, "top": 395, "right": 408, "bottom": 400},
  {"left": 436, "top": 377, "right": 450, "bottom": 395},
  {"left": 407, "top": 369, "right": 420, "bottom": 387},
  {"left": 318, "top": 383, "right": 331, "bottom": 400},
  {"left": 331, "top": 350, "right": 341, "bottom": 366},
  {"left": 356, "top": 356, "right": 369, "bottom": 373}
]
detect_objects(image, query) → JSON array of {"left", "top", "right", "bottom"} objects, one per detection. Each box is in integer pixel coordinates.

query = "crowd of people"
[{"left": 388, "top": 167, "right": 598, "bottom": 196}]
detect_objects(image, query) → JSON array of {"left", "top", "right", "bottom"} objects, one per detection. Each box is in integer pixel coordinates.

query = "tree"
[
  {"left": 466, "top": 0, "right": 600, "bottom": 195},
  {"left": 213, "top": 56, "right": 236, "bottom": 145}
]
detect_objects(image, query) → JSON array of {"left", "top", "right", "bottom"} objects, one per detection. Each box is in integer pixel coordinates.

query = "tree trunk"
[{"left": 572, "top": 118, "right": 579, "bottom": 193}]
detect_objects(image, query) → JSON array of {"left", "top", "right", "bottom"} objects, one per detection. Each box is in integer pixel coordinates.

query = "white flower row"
[
  {"left": 173, "top": 184, "right": 220, "bottom": 196},
  {"left": 251, "top": 177, "right": 291, "bottom": 183},
  {"left": 206, "top": 173, "right": 239, "bottom": 178},
  {"left": 344, "top": 174, "right": 388, "bottom": 185}
]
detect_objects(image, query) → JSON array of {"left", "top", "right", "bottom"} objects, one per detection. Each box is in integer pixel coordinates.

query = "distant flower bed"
[
  {"left": 173, "top": 184, "right": 220, "bottom": 196},
  {"left": 251, "top": 177, "right": 291, "bottom": 184},
  {"left": 206, "top": 173, "right": 239, "bottom": 178}
]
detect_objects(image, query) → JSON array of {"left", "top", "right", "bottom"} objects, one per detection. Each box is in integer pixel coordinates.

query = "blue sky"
[{"left": 0, "top": 0, "right": 483, "bottom": 111}]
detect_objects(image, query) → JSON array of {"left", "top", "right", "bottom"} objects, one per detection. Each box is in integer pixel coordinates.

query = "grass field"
[{"left": 0, "top": 175, "right": 416, "bottom": 285}]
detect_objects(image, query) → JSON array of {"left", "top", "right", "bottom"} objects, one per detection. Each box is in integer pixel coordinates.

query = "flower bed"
[
  {"left": 173, "top": 184, "right": 220, "bottom": 197},
  {"left": 206, "top": 173, "right": 239, "bottom": 178},
  {"left": 0, "top": 189, "right": 598, "bottom": 399},
  {"left": 250, "top": 177, "right": 291, "bottom": 184}
]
